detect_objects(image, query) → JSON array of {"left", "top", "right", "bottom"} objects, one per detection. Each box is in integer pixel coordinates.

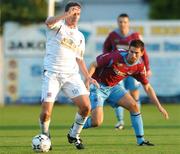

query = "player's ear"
[{"left": 141, "top": 50, "right": 144, "bottom": 56}]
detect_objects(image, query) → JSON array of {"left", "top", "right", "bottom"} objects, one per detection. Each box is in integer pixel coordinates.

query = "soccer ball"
[{"left": 32, "top": 134, "right": 51, "bottom": 152}]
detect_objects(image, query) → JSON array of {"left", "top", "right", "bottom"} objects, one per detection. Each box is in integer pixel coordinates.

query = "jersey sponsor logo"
[
  {"left": 60, "top": 38, "right": 83, "bottom": 57},
  {"left": 113, "top": 66, "right": 134, "bottom": 76},
  {"left": 113, "top": 68, "right": 126, "bottom": 77}
]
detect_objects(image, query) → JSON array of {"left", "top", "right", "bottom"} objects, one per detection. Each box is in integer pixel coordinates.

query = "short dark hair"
[
  {"left": 129, "top": 39, "right": 144, "bottom": 51},
  {"left": 118, "top": 13, "right": 129, "bottom": 19},
  {"left": 65, "top": 1, "right": 81, "bottom": 12}
]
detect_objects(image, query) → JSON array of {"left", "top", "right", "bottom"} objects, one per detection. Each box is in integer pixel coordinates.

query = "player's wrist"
[{"left": 85, "top": 76, "right": 91, "bottom": 81}]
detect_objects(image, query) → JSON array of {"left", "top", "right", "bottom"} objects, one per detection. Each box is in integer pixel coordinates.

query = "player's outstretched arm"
[{"left": 142, "top": 83, "right": 169, "bottom": 120}]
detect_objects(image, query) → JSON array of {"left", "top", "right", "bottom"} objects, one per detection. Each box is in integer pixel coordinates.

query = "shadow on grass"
[{"left": 0, "top": 125, "right": 70, "bottom": 130}]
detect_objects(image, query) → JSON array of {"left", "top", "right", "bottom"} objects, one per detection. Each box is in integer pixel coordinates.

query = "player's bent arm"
[
  {"left": 45, "top": 7, "right": 78, "bottom": 28},
  {"left": 45, "top": 14, "right": 67, "bottom": 28},
  {"left": 142, "top": 83, "right": 169, "bottom": 119},
  {"left": 76, "top": 58, "right": 90, "bottom": 79},
  {"left": 89, "top": 61, "right": 98, "bottom": 77}
]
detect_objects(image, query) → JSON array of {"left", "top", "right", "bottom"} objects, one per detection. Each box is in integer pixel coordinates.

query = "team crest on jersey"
[{"left": 60, "top": 38, "right": 83, "bottom": 56}]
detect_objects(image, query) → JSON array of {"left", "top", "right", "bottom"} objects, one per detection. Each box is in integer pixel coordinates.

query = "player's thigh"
[
  {"left": 89, "top": 84, "right": 109, "bottom": 110},
  {"left": 62, "top": 74, "right": 90, "bottom": 108},
  {"left": 124, "top": 76, "right": 140, "bottom": 91},
  {"left": 108, "top": 84, "right": 128, "bottom": 108},
  {"left": 117, "top": 93, "right": 139, "bottom": 113},
  {"left": 41, "top": 71, "right": 61, "bottom": 103},
  {"left": 72, "top": 95, "right": 91, "bottom": 110},
  {"left": 129, "top": 89, "right": 140, "bottom": 100}
]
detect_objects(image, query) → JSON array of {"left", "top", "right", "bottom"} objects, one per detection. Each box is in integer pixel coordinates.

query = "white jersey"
[{"left": 44, "top": 20, "right": 85, "bottom": 74}]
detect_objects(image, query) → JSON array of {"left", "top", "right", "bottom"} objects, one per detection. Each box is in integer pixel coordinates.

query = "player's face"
[
  {"left": 66, "top": 6, "right": 81, "bottom": 27},
  {"left": 127, "top": 46, "right": 143, "bottom": 64},
  {"left": 117, "top": 17, "right": 129, "bottom": 34}
]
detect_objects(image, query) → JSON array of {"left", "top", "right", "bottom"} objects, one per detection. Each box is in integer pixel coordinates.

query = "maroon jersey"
[
  {"left": 92, "top": 50, "right": 148, "bottom": 87},
  {"left": 103, "top": 29, "right": 150, "bottom": 71}
]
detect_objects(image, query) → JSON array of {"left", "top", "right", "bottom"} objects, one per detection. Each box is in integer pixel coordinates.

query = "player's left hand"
[
  {"left": 85, "top": 77, "right": 100, "bottom": 90},
  {"left": 158, "top": 106, "right": 169, "bottom": 120}
]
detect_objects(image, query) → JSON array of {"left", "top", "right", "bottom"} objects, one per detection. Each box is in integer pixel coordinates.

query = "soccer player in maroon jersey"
[
  {"left": 103, "top": 13, "right": 152, "bottom": 129},
  {"left": 83, "top": 39, "right": 169, "bottom": 146}
]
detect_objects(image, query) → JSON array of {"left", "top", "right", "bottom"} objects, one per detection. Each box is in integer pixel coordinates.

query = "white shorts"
[{"left": 41, "top": 70, "right": 89, "bottom": 103}]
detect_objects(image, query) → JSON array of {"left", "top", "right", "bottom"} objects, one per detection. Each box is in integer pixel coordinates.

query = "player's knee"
[
  {"left": 129, "top": 102, "right": 139, "bottom": 113},
  {"left": 92, "top": 119, "right": 103, "bottom": 127},
  {"left": 81, "top": 104, "right": 91, "bottom": 117}
]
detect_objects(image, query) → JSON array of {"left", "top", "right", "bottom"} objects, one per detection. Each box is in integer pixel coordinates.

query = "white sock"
[
  {"left": 39, "top": 118, "right": 51, "bottom": 136},
  {"left": 70, "top": 113, "right": 88, "bottom": 138}
]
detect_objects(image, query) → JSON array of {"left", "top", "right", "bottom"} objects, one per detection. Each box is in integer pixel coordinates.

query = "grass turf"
[{"left": 0, "top": 104, "right": 180, "bottom": 154}]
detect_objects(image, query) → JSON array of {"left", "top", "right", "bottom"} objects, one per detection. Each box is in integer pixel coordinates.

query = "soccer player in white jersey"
[{"left": 38, "top": 1, "right": 99, "bottom": 150}]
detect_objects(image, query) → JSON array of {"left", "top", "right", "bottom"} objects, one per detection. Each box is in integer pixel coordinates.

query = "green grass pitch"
[{"left": 0, "top": 104, "right": 180, "bottom": 154}]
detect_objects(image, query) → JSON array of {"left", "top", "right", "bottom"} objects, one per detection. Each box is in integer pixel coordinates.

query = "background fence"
[{"left": 2, "top": 21, "right": 180, "bottom": 104}]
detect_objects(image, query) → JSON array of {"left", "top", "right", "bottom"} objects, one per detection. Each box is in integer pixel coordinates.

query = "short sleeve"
[
  {"left": 133, "top": 65, "right": 149, "bottom": 85},
  {"left": 96, "top": 52, "right": 119, "bottom": 67}
]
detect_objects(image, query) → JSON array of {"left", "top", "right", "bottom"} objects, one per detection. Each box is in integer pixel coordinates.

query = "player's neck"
[
  {"left": 120, "top": 29, "right": 129, "bottom": 36},
  {"left": 65, "top": 21, "right": 77, "bottom": 29}
]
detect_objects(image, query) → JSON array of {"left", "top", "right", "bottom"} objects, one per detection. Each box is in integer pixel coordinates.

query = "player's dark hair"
[
  {"left": 65, "top": 1, "right": 81, "bottom": 12},
  {"left": 118, "top": 13, "right": 129, "bottom": 19},
  {"left": 129, "top": 39, "right": 144, "bottom": 51}
]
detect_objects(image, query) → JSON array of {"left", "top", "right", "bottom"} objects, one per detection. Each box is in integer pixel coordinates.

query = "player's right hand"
[
  {"left": 85, "top": 77, "right": 100, "bottom": 91},
  {"left": 66, "top": 7, "right": 79, "bottom": 17}
]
